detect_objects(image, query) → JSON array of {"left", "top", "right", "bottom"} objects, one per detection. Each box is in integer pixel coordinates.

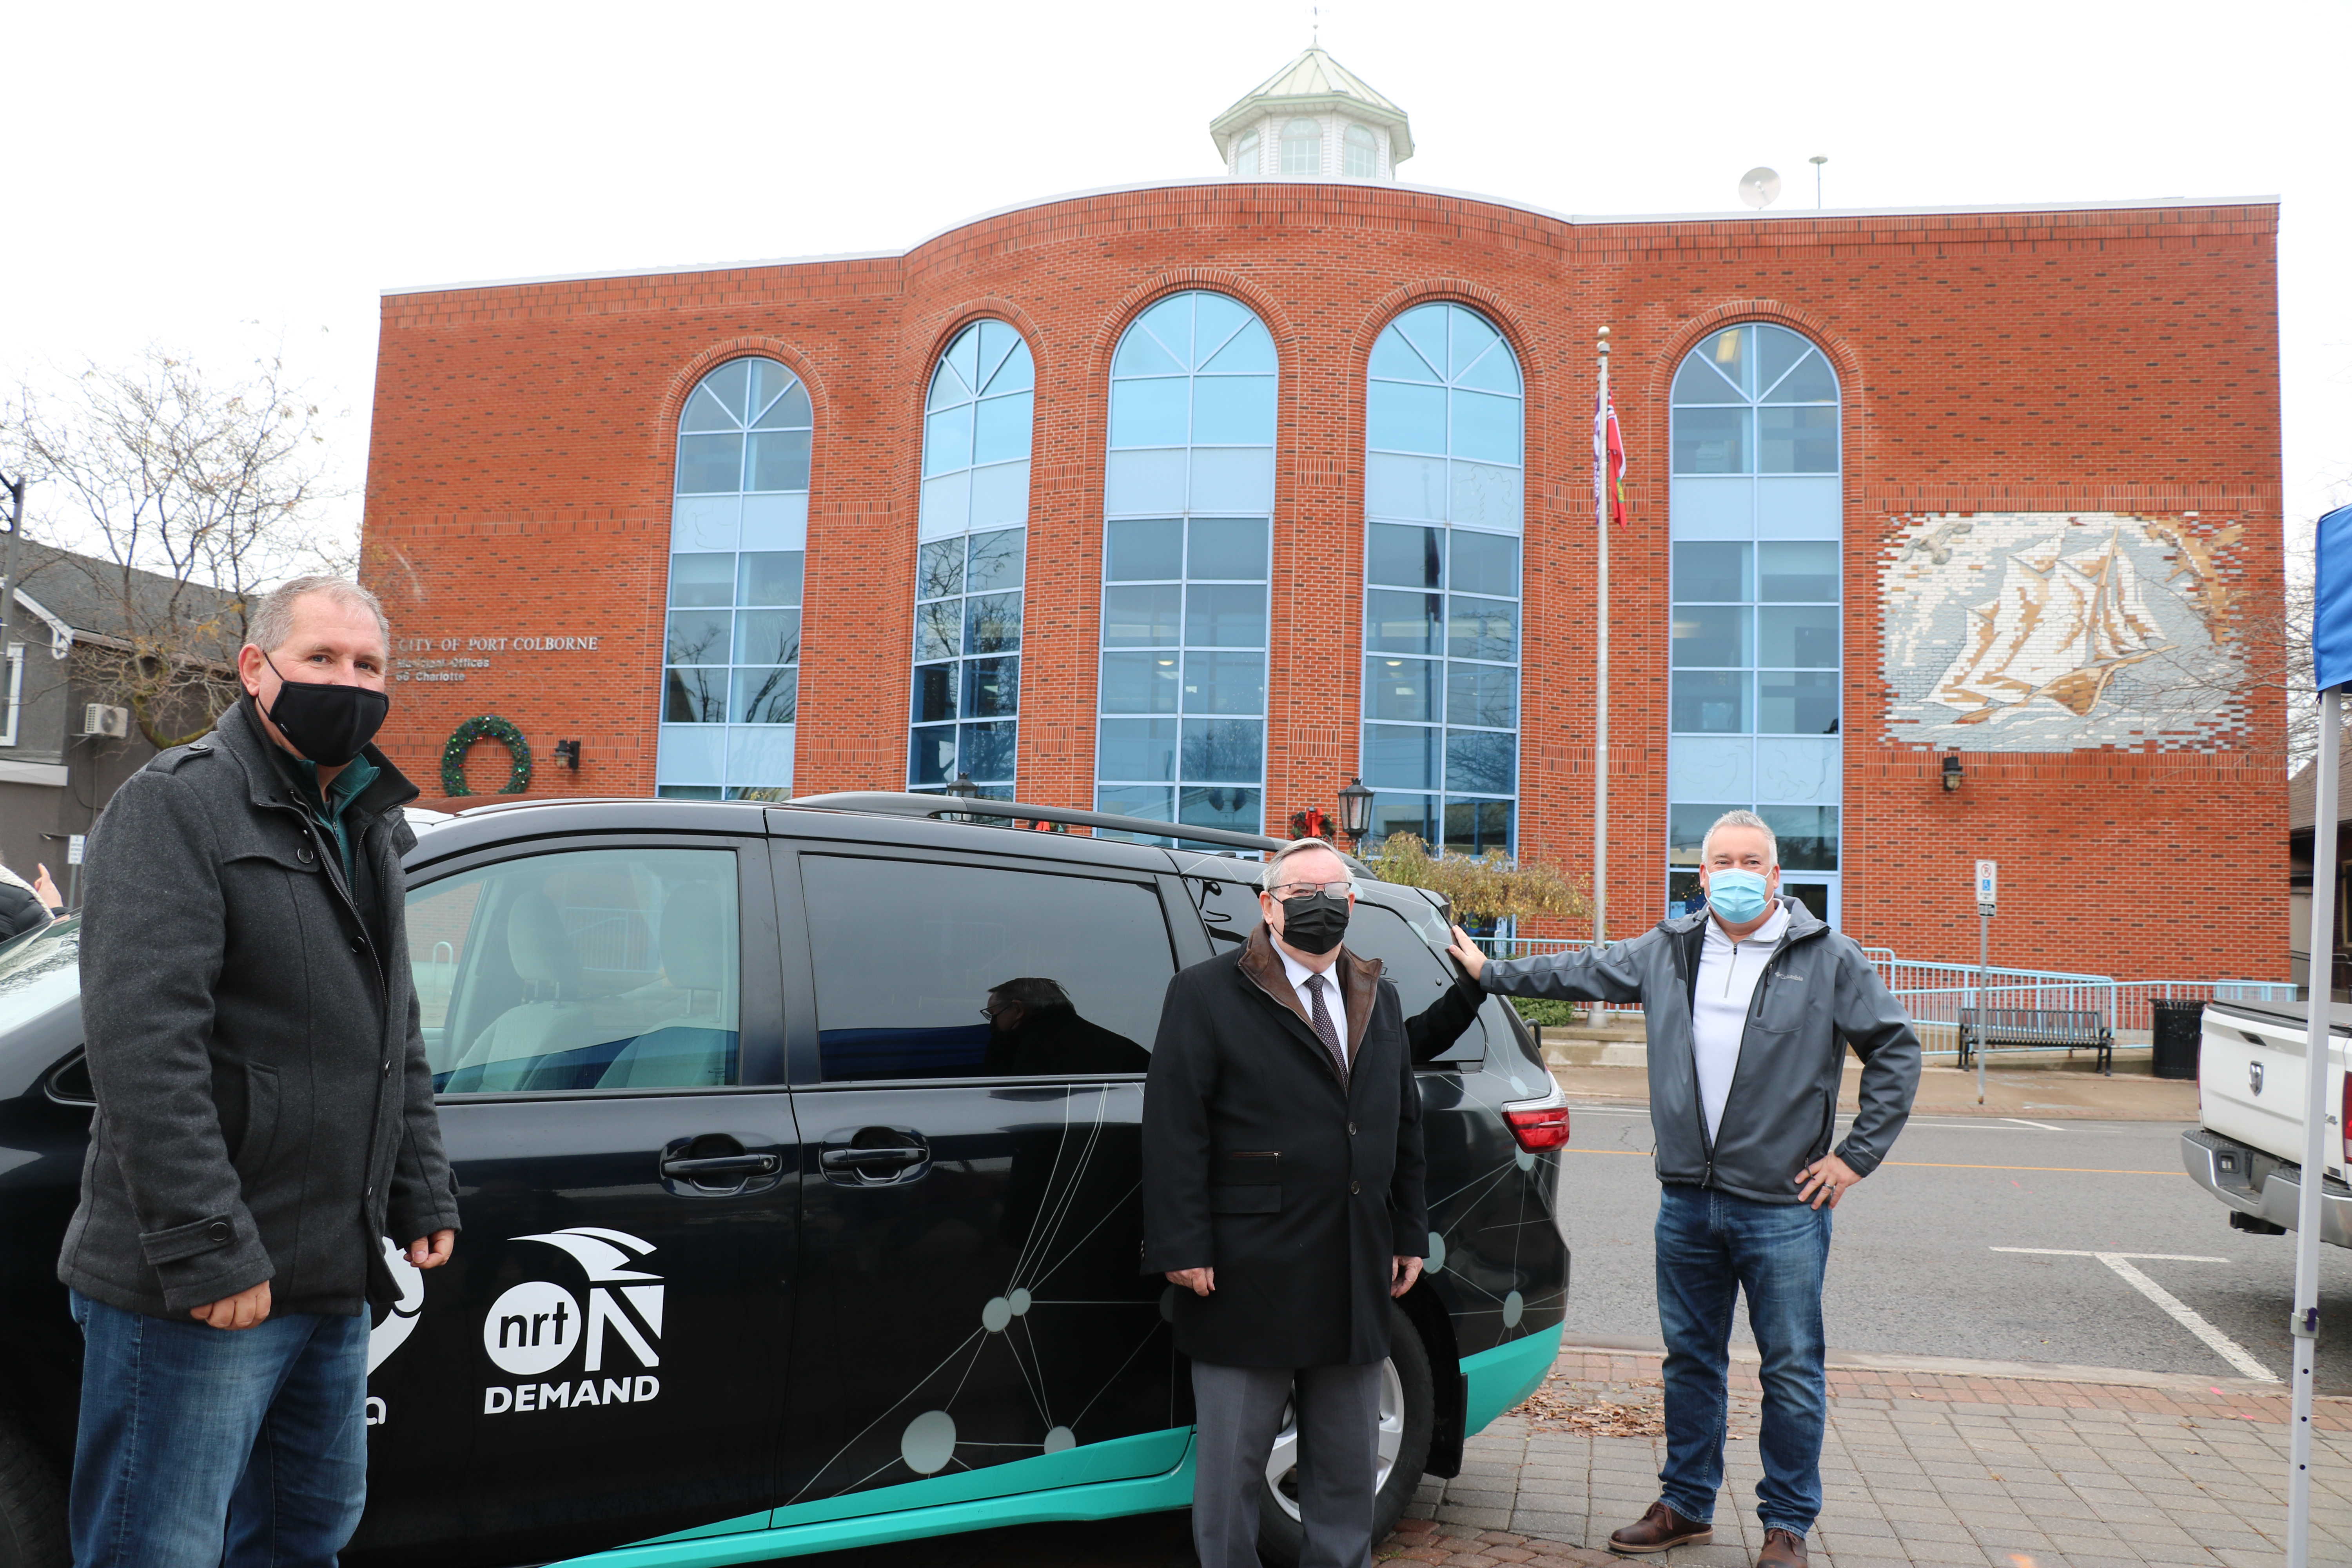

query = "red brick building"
[{"left": 361, "top": 51, "right": 2283, "bottom": 979}]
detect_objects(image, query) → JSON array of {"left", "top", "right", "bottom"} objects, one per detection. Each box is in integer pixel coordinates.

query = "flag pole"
[
  {"left": 1593, "top": 326, "right": 1611, "bottom": 988},
  {"left": 2288, "top": 682, "right": 2339, "bottom": 1568}
]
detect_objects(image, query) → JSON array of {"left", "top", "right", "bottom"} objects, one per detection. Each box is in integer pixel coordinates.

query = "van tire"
[
  {"left": 0, "top": 1412, "right": 67, "bottom": 1568},
  {"left": 1254, "top": 1302, "right": 1437, "bottom": 1568}
]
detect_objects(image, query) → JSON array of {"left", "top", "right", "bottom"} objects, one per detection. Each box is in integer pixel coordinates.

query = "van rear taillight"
[{"left": 1504, "top": 1105, "right": 1570, "bottom": 1152}]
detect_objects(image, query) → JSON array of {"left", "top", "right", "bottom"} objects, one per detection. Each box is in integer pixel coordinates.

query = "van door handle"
[
  {"left": 661, "top": 1152, "right": 780, "bottom": 1178},
  {"left": 819, "top": 1147, "right": 926, "bottom": 1171}
]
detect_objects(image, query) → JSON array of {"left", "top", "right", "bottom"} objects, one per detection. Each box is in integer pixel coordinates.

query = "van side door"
[{"left": 771, "top": 829, "right": 1199, "bottom": 1523}]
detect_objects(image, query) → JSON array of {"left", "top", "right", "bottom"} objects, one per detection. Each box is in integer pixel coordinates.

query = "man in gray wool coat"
[{"left": 58, "top": 576, "right": 460, "bottom": 1568}]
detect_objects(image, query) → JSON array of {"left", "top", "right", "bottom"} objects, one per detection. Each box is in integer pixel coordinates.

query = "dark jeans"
[
  {"left": 1653, "top": 1184, "right": 1831, "bottom": 1537},
  {"left": 68, "top": 1290, "right": 369, "bottom": 1568}
]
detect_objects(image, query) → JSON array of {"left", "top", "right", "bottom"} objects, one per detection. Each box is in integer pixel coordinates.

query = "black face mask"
[
  {"left": 1277, "top": 891, "right": 1351, "bottom": 956},
  {"left": 261, "top": 656, "right": 389, "bottom": 767}
]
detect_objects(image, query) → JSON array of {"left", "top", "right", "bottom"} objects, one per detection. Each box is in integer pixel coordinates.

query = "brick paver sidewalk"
[{"left": 1390, "top": 1346, "right": 2352, "bottom": 1568}]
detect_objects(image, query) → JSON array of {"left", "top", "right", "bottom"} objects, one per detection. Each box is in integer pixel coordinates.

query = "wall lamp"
[
  {"left": 552, "top": 739, "right": 582, "bottom": 770},
  {"left": 1941, "top": 752, "right": 1964, "bottom": 793}
]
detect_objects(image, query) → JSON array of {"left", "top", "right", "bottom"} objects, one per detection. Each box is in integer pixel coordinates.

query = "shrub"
[{"left": 1360, "top": 834, "right": 1591, "bottom": 926}]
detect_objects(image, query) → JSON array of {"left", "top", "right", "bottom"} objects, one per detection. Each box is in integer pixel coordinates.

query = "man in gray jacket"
[
  {"left": 1455, "top": 811, "right": 1918, "bottom": 1568},
  {"left": 59, "top": 577, "right": 459, "bottom": 1568}
]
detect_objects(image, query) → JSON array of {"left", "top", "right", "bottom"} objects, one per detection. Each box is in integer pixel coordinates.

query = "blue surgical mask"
[{"left": 1706, "top": 869, "right": 1771, "bottom": 924}]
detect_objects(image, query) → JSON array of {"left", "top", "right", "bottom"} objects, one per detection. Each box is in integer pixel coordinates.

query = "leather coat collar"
[{"left": 1236, "top": 921, "right": 1386, "bottom": 1080}]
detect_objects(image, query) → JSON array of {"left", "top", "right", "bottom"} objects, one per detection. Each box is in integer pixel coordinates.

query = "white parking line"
[{"left": 1990, "top": 1247, "right": 2278, "bottom": 1383}]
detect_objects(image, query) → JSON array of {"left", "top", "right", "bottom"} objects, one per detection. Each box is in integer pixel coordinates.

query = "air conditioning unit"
[{"left": 81, "top": 704, "right": 129, "bottom": 739}]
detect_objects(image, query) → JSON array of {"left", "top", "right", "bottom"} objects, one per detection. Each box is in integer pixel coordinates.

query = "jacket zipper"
[{"left": 1706, "top": 921, "right": 1830, "bottom": 1188}]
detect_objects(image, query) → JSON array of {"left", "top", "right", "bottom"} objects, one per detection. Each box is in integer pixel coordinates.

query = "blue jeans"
[
  {"left": 1653, "top": 1184, "right": 1831, "bottom": 1537},
  {"left": 68, "top": 1290, "right": 369, "bottom": 1568}
]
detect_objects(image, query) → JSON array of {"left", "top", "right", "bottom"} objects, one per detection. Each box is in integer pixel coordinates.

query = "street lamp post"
[{"left": 1337, "top": 776, "right": 1374, "bottom": 851}]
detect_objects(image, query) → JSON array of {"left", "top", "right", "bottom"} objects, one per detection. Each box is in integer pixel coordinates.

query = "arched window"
[
  {"left": 1280, "top": 117, "right": 1321, "bottom": 175},
  {"left": 911, "top": 320, "right": 1034, "bottom": 797},
  {"left": 1233, "top": 129, "right": 1259, "bottom": 177},
  {"left": 1097, "top": 292, "right": 1277, "bottom": 844},
  {"left": 1361, "top": 303, "right": 1524, "bottom": 857},
  {"left": 1666, "top": 323, "right": 1843, "bottom": 923},
  {"left": 657, "top": 357, "right": 811, "bottom": 801},
  {"left": 1343, "top": 124, "right": 1378, "bottom": 178}
]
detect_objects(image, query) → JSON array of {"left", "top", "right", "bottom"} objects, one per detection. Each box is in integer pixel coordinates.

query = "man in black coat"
[
  {"left": 1143, "top": 837, "right": 1459, "bottom": 1568},
  {"left": 59, "top": 577, "right": 459, "bottom": 1568}
]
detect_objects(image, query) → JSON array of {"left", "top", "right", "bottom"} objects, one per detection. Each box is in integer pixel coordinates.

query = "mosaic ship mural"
[{"left": 1883, "top": 512, "right": 2245, "bottom": 751}]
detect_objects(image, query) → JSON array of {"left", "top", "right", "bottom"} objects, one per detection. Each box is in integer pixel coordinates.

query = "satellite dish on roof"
[{"left": 1739, "top": 167, "right": 1782, "bottom": 209}]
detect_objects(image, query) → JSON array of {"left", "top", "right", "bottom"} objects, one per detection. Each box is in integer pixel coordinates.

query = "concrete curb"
[{"left": 1558, "top": 1332, "right": 2312, "bottom": 1396}]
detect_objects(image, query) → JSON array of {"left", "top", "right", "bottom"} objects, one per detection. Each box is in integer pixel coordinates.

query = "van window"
[
  {"left": 1191, "top": 873, "right": 1263, "bottom": 949},
  {"left": 407, "top": 848, "right": 741, "bottom": 1093},
  {"left": 1342, "top": 899, "right": 1486, "bottom": 1063},
  {"left": 802, "top": 856, "right": 1172, "bottom": 1081}
]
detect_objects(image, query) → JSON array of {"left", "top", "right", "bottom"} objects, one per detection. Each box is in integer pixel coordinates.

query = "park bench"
[{"left": 1956, "top": 1007, "right": 2114, "bottom": 1076}]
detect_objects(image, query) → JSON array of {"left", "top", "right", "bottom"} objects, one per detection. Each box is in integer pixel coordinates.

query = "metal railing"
[{"left": 1475, "top": 930, "right": 2298, "bottom": 1057}]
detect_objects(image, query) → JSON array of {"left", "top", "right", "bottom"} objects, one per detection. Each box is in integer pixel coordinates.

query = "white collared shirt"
[
  {"left": 1692, "top": 899, "right": 1792, "bottom": 1142},
  {"left": 1275, "top": 944, "right": 1349, "bottom": 1065}
]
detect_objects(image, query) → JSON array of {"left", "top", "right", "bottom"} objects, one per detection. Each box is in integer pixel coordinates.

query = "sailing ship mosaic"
[{"left": 1882, "top": 512, "right": 2247, "bottom": 751}]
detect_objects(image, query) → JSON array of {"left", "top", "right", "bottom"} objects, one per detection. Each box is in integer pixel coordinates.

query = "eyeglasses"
[{"left": 1269, "top": 880, "right": 1354, "bottom": 900}]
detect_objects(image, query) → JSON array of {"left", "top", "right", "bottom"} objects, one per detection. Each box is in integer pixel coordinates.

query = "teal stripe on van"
[{"left": 563, "top": 1327, "right": 1563, "bottom": 1568}]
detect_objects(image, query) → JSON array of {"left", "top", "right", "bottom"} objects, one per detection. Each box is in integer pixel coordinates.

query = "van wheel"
[
  {"left": 0, "top": 1412, "right": 67, "bottom": 1568},
  {"left": 1254, "top": 1302, "right": 1436, "bottom": 1568}
]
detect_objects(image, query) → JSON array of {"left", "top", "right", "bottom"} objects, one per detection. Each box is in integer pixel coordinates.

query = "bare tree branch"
[{"left": 0, "top": 348, "right": 357, "bottom": 746}]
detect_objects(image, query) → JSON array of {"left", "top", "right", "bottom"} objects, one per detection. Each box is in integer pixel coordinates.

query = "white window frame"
[
  {"left": 1, "top": 642, "right": 21, "bottom": 748},
  {"left": 1664, "top": 322, "right": 1844, "bottom": 925}
]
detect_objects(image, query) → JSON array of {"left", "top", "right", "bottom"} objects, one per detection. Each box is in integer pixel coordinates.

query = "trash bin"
[{"left": 2151, "top": 998, "right": 2205, "bottom": 1080}]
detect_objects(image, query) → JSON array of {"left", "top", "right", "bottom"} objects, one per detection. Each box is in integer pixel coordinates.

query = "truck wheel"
[
  {"left": 1254, "top": 1302, "right": 1437, "bottom": 1568},
  {"left": 0, "top": 1412, "right": 67, "bottom": 1568}
]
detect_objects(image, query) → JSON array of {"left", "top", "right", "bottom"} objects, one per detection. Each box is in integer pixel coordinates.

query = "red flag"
[{"left": 1593, "top": 386, "right": 1628, "bottom": 528}]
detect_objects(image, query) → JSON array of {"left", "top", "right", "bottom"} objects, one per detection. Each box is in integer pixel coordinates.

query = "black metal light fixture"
[
  {"left": 942, "top": 771, "right": 980, "bottom": 822},
  {"left": 1941, "top": 752, "right": 1964, "bottom": 793},
  {"left": 552, "top": 739, "right": 582, "bottom": 770},
  {"left": 1337, "top": 775, "right": 1376, "bottom": 848}
]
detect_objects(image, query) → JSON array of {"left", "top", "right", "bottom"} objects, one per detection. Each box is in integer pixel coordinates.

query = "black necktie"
[{"left": 1305, "top": 973, "right": 1347, "bottom": 1080}]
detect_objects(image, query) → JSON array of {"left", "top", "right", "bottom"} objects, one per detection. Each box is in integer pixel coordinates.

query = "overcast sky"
[{"left": 5, "top": 0, "right": 2343, "bottom": 553}]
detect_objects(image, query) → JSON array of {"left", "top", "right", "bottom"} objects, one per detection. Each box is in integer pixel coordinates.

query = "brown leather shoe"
[
  {"left": 1756, "top": 1526, "right": 1808, "bottom": 1566},
  {"left": 1606, "top": 1501, "right": 1712, "bottom": 1554}
]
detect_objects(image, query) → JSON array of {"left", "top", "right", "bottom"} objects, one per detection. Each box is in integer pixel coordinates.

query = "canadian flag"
[{"left": 1593, "top": 386, "right": 1627, "bottom": 528}]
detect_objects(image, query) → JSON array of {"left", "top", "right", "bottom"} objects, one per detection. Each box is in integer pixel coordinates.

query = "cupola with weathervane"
[{"left": 1211, "top": 47, "right": 1412, "bottom": 181}]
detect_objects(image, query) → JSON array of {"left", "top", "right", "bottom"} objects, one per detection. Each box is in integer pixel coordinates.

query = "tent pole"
[{"left": 2288, "top": 682, "right": 2339, "bottom": 1568}]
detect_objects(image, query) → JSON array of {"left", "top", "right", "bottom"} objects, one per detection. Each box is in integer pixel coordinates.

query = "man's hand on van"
[{"left": 1447, "top": 926, "right": 1485, "bottom": 980}]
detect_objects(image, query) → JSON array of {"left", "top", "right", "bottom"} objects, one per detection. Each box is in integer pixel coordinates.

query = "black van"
[{"left": 0, "top": 794, "right": 1569, "bottom": 1568}]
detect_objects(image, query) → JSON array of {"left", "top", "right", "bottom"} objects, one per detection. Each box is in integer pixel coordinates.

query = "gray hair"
[
  {"left": 1261, "top": 836, "right": 1352, "bottom": 892},
  {"left": 1700, "top": 808, "right": 1778, "bottom": 867},
  {"left": 248, "top": 576, "right": 390, "bottom": 657}
]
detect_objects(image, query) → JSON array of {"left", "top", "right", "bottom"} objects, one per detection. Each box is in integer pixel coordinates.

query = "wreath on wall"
[{"left": 441, "top": 715, "right": 532, "bottom": 797}]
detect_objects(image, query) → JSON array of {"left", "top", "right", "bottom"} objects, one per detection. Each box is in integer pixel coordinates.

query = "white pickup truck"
[{"left": 2181, "top": 999, "right": 2352, "bottom": 1245}]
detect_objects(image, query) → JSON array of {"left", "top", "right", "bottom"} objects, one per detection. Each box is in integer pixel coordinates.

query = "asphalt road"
[{"left": 1557, "top": 1103, "right": 2352, "bottom": 1393}]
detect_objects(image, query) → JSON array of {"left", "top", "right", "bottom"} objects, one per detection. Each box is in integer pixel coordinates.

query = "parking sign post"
[{"left": 1975, "top": 860, "right": 1997, "bottom": 1105}]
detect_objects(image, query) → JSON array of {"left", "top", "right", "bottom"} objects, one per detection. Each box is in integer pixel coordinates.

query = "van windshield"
[{"left": 0, "top": 916, "right": 80, "bottom": 1036}]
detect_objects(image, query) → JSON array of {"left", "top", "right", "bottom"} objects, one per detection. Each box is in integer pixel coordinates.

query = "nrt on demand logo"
[{"left": 481, "top": 1227, "right": 664, "bottom": 1415}]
